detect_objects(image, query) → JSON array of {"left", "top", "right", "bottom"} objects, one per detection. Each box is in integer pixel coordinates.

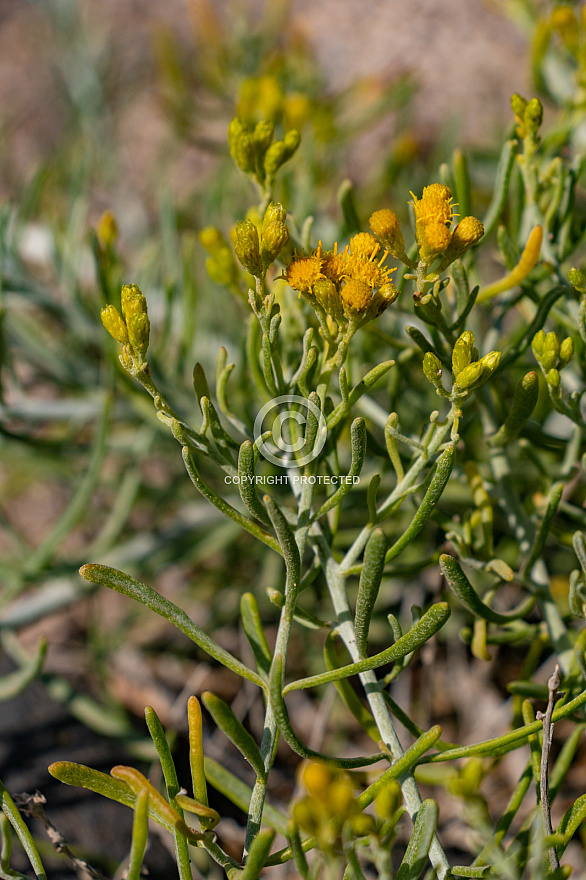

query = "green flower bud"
[
  {"left": 261, "top": 220, "right": 289, "bottom": 267},
  {"left": 367, "top": 282, "right": 399, "bottom": 319},
  {"left": 477, "top": 349, "right": 501, "bottom": 379},
  {"left": 227, "top": 118, "right": 255, "bottom": 173},
  {"left": 121, "top": 283, "right": 148, "bottom": 322},
  {"left": 262, "top": 201, "right": 287, "bottom": 232},
  {"left": 531, "top": 329, "right": 546, "bottom": 358},
  {"left": 559, "top": 336, "right": 575, "bottom": 369},
  {"left": 541, "top": 331, "right": 560, "bottom": 371},
  {"left": 455, "top": 361, "right": 484, "bottom": 390},
  {"left": 546, "top": 368, "right": 560, "bottom": 391},
  {"left": 126, "top": 311, "right": 150, "bottom": 357},
  {"left": 452, "top": 331, "right": 475, "bottom": 377},
  {"left": 253, "top": 120, "right": 275, "bottom": 156},
  {"left": 313, "top": 278, "right": 341, "bottom": 317},
  {"left": 510, "top": 93, "right": 528, "bottom": 121},
  {"left": 525, "top": 97, "right": 543, "bottom": 133},
  {"left": 264, "top": 141, "right": 286, "bottom": 178},
  {"left": 100, "top": 305, "right": 128, "bottom": 345},
  {"left": 282, "top": 128, "right": 301, "bottom": 159},
  {"left": 233, "top": 220, "right": 263, "bottom": 276},
  {"left": 569, "top": 267, "right": 586, "bottom": 293}
]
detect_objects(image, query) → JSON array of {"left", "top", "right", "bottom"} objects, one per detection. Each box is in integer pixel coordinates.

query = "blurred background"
[{"left": 1, "top": 1, "right": 571, "bottom": 877}]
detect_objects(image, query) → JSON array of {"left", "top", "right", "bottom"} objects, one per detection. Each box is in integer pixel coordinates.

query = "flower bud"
[
  {"left": 525, "top": 97, "right": 544, "bottom": 133},
  {"left": 100, "top": 305, "right": 128, "bottom": 344},
  {"left": 546, "top": 368, "right": 560, "bottom": 391},
  {"left": 261, "top": 220, "right": 289, "bottom": 267},
  {"left": 568, "top": 267, "right": 586, "bottom": 292},
  {"left": 511, "top": 93, "right": 528, "bottom": 123},
  {"left": 440, "top": 216, "right": 484, "bottom": 267},
  {"left": 417, "top": 220, "right": 451, "bottom": 263},
  {"left": 477, "top": 349, "right": 501, "bottom": 379},
  {"left": 121, "top": 283, "right": 148, "bottom": 322},
  {"left": 314, "top": 278, "right": 344, "bottom": 321},
  {"left": 253, "top": 120, "right": 275, "bottom": 157},
  {"left": 541, "top": 331, "right": 560, "bottom": 371},
  {"left": 227, "top": 118, "right": 255, "bottom": 174},
  {"left": 262, "top": 201, "right": 287, "bottom": 231},
  {"left": 559, "top": 336, "right": 575, "bottom": 369},
  {"left": 96, "top": 210, "right": 118, "bottom": 249},
  {"left": 531, "top": 329, "right": 546, "bottom": 358},
  {"left": 369, "top": 209, "right": 407, "bottom": 260},
  {"left": 126, "top": 311, "right": 150, "bottom": 357},
  {"left": 264, "top": 141, "right": 285, "bottom": 178},
  {"left": 233, "top": 220, "right": 263, "bottom": 276},
  {"left": 452, "top": 331, "right": 475, "bottom": 377},
  {"left": 367, "top": 282, "right": 398, "bottom": 319},
  {"left": 282, "top": 129, "right": 301, "bottom": 159},
  {"left": 455, "top": 361, "right": 484, "bottom": 390},
  {"left": 300, "top": 762, "right": 333, "bottom": 800}
]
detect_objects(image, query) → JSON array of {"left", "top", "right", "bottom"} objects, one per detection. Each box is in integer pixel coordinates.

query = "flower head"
[{"left": 285, "top": 253, "right": 324, "bottom": 294}]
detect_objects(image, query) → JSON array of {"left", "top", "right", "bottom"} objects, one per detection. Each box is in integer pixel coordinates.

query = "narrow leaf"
[
  {"left": 394, "top": 798, "right": 438, "bottom": 880},
  {"left": 202, "top": 691, "right": 266, "bottom": 780},
  {"left": 285, "top": 602, "right": 451, "bottom": 693},
  {"left": 79, "top": 564, "right": 264, "bottom": 689},
  {"left": 355, "top": 529, "right": 387, "bottom": 656}
]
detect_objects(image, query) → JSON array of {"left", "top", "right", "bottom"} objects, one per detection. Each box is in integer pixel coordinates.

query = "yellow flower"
[
  {"left": 422, "top": 183, "right": 453, "bottom": 203},
  {"left": 348, "top": 255, "right": 391, "bottom": 290},
  {"left": 417, "top": 220, "right": 451, "bottom": 262},
  {"left": 369, "top": 209, "right": 404, "bottom": 251},
  {"left": 412, "top": 194, "right": 454, "bottom": 227},
  {"left": 348, "top": 232, "right": 381, "bottom": 261},
  {"left": 321, "top": 243, "right": 349, "bottom": 286},
  {"left": 285, "top": 253, "right": 324, "bottom": 294},
  {"left": 450, "top": 216, "right": 484, "bottom": 251},
  {"left": 341, "top": 278, "right": 372, "bottom": 312}
]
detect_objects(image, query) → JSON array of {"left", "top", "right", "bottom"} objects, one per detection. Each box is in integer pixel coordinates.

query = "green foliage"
[{"left": 4, "top": 2, "right": 586, "bottom": 879}]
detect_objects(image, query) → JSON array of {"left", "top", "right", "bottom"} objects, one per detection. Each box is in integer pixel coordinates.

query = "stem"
[
  {"left": 297, "top": 511, "right": 450, "bottom": 877},
  {"left": 536, "top": 665, "right": 562, "bottom": 872}
]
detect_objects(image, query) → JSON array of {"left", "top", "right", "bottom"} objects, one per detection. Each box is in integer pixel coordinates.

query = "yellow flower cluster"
[
  {"left": 369, "top": 183, "right": 484, "bottom": 271},
  {"left": 292, "top": 763, "right": 376, "bottom": 848},
  {"left": 285, "top": 232, "right": 398, "bottom": 326},
  {"left": 101, "top": 284, "right": 150, "bottom": 366}
]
